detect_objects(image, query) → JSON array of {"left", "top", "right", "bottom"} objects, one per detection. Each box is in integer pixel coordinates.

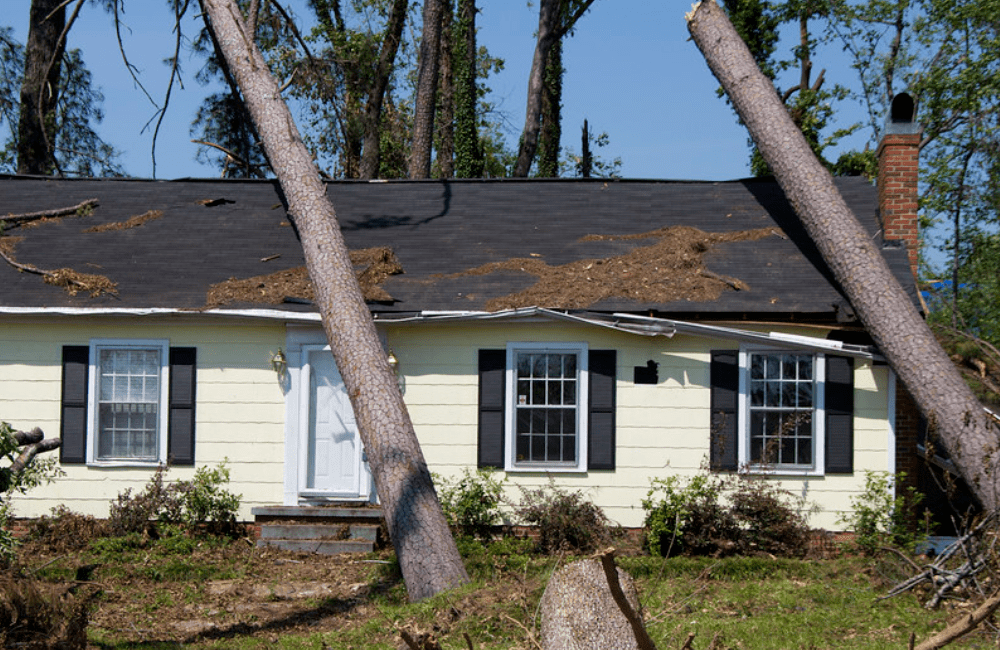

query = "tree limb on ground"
[
  {"left": 914, "top": 590, "right": 1000, "bottom": 650},
  {"left": 0, "top": 199, "right": 98, "bottom": 226},
  {"left": 597, "top": 548, "right": 658, "bottom": 650}
]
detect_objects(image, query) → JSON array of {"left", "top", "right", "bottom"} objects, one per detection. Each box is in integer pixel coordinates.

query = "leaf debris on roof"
[
  {"left": 83, "top": 210, "right": 164, "bottom": 233},
  {"left": 0, "top": 236, "right": 118, "bottom": 298},
  {"left": 205, "top": 247, "right": 403, "bottom": 307},
  {"left": 447, "top": 226, "right": 779, "bottom": 311}
]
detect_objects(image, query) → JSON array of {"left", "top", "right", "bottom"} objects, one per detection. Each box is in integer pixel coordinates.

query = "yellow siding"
[
  {"left": 383, "top": 321, "right": 893, "bottom": 530},
  {"left": 1, "top": 315, "right": 894, "bottom": 532},
  {"left": 0, "top": 316, "right": 287, "bottom": 520}
]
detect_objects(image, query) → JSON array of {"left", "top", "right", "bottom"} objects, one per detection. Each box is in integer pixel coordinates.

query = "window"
[
  {"left": 511, "top": 349, "right": 582, "bottom": 467},
  {"left": 90, "top": 341, "right": 169, "bottom": 463},
  {"left": 711, "top": 348, "right": 854, "bottom": 476},
  {"left": 477, "top": 345, "right": 616, "bottom": 472},
  {"left": 60, "top": 342, "right": 197, "bottom": 466},
  {"left": 746, "top": 352, "right": 820, "bottom": 469}
]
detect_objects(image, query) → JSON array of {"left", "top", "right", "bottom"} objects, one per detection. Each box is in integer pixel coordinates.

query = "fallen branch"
[
  {"left": 0, "top": 239, "right": 118, "bottom": 298},
  {"left": 597, "top": 547, "right": 658, "bottom": 650},
  {"left": 914, "top": 590, "right": 1000, "bottom": 650},
  {"left": 1, "top": 199, "right": 98, "bottom": 226},
  {"left": 10, "top": 439, "right": 61, "bottom": 475}
]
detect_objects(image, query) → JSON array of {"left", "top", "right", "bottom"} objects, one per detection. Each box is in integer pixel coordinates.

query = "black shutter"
[
  {"left": 168, "top": 347, "right": 197, "bottom": 466},
  {"left": 60, "top": 346, "right": 89, "bottom": 464},
  {"left": 825, "top": 355, "right": 854, "bottom": 474},
  {"left": 478, "top": 349, "right": 505, "bottom": 468},
  {"left": 588, "top": 350, "right": 617, "bottom": 470},
  {"left": 710, "top": 350, "right": 739, "bottom": 471}
]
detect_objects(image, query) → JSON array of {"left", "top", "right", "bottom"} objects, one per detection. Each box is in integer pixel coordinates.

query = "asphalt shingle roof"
[{"left": 0, "top": 175, "right": 917, "bottom": 322}]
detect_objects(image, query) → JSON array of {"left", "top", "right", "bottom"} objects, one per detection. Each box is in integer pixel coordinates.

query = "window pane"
[
  {"left": 532, "top": 380, "right": 546, "bottom": 405},
  {"left": 563, "top": 380, "right": 576, "bottom": 406},
  {"left": 797, "top": 383, "right": 813, "bottom": 408},
  {"left": 532, "top": 355, "right": 546, "bottom": 378},
  {"left": 547, "top": 434, "right": 561, "bottom": 461},
  {"left": 782, "top": 382, "right": 796, "bottom": 408},
  {"left": 516, "top": 409, "right": 530, "bottom": 434},
  {"left": 547, "top": 355, "right": 563, "bottom": 379},
  {"left": 766, "top": 355, "right": 780, "bottom": 379},
  {"left": 782, "top": 356, "right": 797, "bottom": 380},
  {"left": 562, "top": 409, "right": 576, "bottom": 434},
  {"left": 517, "top": 354, "right": 531, "bottom": 377},
  {"left": 798, "top": 357, "right": 812, "bottom": 380},
  {"left": 563, "top": 354, "right": 576, "bottom": 377},
  {"left": 547, "top": 409, "right": 563, "bottom": 434},
  {"left": 797, "top": 438, "right": 812, "bottom": 465},
  {"left": 531, "top": 434, "right": 545, "bottom": 460},
  {"left": 563, "top": 435, "right": 576, "bottom": 463},
  {"left": 516, "top": 433, "right": 529, "bottom": 461},
  {"left": 766, "top": 381, "right": 780, "bottom": 407},
  {"left": 548, "top": 381, "right": 563, "bottom": 406},
  {"left": 531, "top": 410, "right": 546, "bottom": 434},
  {"left": 751, "top": 354, "right": 764, "bottom": 379}
]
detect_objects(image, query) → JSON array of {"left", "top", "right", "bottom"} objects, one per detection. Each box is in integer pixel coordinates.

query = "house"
[{"left": 0, "top": 127, "right": 923, "bottom": 532}]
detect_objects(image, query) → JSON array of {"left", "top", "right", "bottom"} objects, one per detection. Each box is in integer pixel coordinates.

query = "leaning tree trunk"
[
  {"left": 687, "top": 0, "right": 1000, "bottom": 511},
  {"left": 409, "top": 0, "right": 445, "bottom": 179},
  {"left": 200, "top": 0, "right": 468, "bottom": 600},
  {"left": 17, "top": 0, "right": 66, "bottom": 175}
]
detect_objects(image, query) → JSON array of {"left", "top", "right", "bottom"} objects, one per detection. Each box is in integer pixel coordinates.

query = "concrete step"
[
  {"left": 251, "top": 506, "right": 382, "bottom": 523},
  {"left": 256, "top": 538, "right": 375, "bottom": 555},
  {"left": 259, "top": 523, "right": 379, "bottom": 542}
]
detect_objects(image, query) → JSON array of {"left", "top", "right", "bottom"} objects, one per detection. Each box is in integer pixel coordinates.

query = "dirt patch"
[
  {"left": 205, "top": 247, "right": 403, "bottom": 307},
  {"left": 83, "top": 209, "right": 163, "bottom": 233},
  {"left": 448, "top": 226, "right": 779, "bottom": 311}
]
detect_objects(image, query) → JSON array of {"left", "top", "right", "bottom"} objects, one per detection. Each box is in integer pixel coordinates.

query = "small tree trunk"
[
  {"left": 688, "top": 0, "right": 1000, "bottom": 511},
  {"left": 409, "top": 0, "right": 445, "bottom": 179},
  {"left": 201, "top": 0, "right": 468, "bottom": 600},
  {"left": 536, "top": 40, "right": 562, "bottom": 178},
  {"left": 17, "top": 0, "right": 66, "bottom": 175},
  {"left": 513, "top": 0, "right": 559, "bottom": 178},
  {"left": 435, "top": 0, "right": 455, "bottom": 179},
  {"left": 453, "top": 0, "right": 482, "bottom": 178},
  {"left": 358, "top": 0, "right": 408, "bottom": 179}
]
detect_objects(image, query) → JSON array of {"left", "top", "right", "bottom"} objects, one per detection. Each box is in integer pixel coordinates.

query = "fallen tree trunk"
[
  {"left": 199, "top": 0, "right": 468, "bottom": 601},
  {"left": 687, "top": 0, "right": 1000, "bottom": 512}
]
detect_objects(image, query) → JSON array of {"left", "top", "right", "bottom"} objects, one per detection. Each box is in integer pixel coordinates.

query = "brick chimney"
[{"left": 877, "top": 93, "right": 921, "bottom": 279}]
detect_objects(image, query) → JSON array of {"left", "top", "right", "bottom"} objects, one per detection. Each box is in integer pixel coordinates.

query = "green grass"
[{"left": 21, "top": 532, "right": 997, "bottom": 650}]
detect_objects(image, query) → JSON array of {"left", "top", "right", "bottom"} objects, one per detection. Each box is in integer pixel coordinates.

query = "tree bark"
[
  {"left": 435, "top": 0, "right": 455, "bottom": 179},
  {"left": 358, "top": 0, "right": 408, "bottom": 179},
  {"left": 409, "top": 0, "right": 445, "bottom": 179},
  {"left": 536, "top": 40, "right": 562, "bottom": 178},
  {"left": 452, "top": 0, "right": 481, "bottom": 178},
  {"left": 687, "top": 0, "right": 1000, "bottom": 511},
  {"left": 200, "top": 0, "right": 469, "bottom": 600},
  {"left": 17, "top": 0, "right": 66, "bottom": 175}
]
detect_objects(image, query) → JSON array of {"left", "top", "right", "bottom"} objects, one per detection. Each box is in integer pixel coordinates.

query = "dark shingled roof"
[{"left": 0, "top": 175, "right": 917, "bottom": 322}]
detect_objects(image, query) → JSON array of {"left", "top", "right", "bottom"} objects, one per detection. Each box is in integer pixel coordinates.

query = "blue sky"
[{"left": 7, "top": 1, "right": 869, "bottom": 182}]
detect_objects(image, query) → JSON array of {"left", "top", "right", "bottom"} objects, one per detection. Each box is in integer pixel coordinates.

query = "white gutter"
[{"left": 0, "top": 306, "right": 323, "bottom": 323}]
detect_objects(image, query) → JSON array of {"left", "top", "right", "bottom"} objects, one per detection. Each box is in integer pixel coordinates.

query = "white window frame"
[
  {"left": 737, "top": 347, "right": 825, "bottom": 476},
  {"left": 504, "top": 342, "right": 589, "bottom": 472},
  {"left": 86, "top": 339, "right": 170, "bottom": 466}
]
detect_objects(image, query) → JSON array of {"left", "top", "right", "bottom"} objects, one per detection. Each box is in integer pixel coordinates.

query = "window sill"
[
  {"left": 86, "top": 459, "right": 165, "bottom": 469},
  {"left": 743, "top": 465, "right": 824, "bottom": 478},
  {"left": 505, "top": 464, "right": 587, "bottom": 474}
]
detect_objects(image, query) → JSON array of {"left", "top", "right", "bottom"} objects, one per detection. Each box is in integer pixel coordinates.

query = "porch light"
[
  {"left": 387, "top": 350, "right": 399, "bottom": 373},
  {"left": 270, "top": 349, "right": 288, "bottom": 376}
]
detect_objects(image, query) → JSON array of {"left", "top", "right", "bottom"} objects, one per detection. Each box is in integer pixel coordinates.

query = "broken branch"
[
  {"left": 597, "top": 548, "right": 658, "bottom": 650},
  {"left": 0, "top": 199, "right": 98, "bottom": 226},
  {"left": 914, "top": 590, "right": 1000, "bottom": 650}
]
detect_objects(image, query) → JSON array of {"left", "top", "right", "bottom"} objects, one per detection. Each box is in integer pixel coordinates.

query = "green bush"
[
  {"left": 108, "top": 461, "right": 242, "bottom": 537},
  {"left": 513, "top": 482, "right": 613, "bottom": 554},
  {"left": 839, "top": 470, "right": 928, "bottom": 554},
  {"left": 436, "top": 469, "right": 506, "bottom": 539},
  {"left": 642, "top": 471, "right": 812, "bottom": 558}
]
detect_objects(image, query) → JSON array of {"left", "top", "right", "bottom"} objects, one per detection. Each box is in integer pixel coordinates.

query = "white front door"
[{"left": 300, "top": 347, "right": 372, "bottom": 499}]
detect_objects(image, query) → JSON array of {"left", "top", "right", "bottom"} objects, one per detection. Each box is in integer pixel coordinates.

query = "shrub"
[
  {"left": 643, "top": 470, "right": 812, "bottom": 558},
  {"left": 513, "top": 482, "right": 613, "bottom": 554},
  {"left": 108, "top": 462, "right": 242, "bottom": 537},
  {"left": 839, "top": 470, "right": 928, "bottom": 554},
  {"left": 27, "top": 506, "right": 110, "bottom": 553},
  {"left": 436, "top": 469, "right": 506, "bottom": 539}
]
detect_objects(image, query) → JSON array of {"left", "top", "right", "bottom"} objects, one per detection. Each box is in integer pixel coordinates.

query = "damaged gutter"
[{"left": 378, "top": 307, "right": 883, "bottom": 361}]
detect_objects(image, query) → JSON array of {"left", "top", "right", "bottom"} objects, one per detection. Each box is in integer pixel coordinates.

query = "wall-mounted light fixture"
[
  {"left": 387, "top": 349, "right": 404, "bottom": 392},
  {"left": 270, "top": 349, "right": 288, "bottom": 377}
]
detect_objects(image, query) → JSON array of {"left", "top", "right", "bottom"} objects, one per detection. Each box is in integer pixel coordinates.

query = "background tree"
[
  {"left": 200, "top": 0, "right": 468, "bottom": 600},
  {"left": 512, "top": 0, "right": 595, "bottom": 177},
  {"left": 1, "top": 5, "right": 120, "bottom": 176},
  {"left": 17, "top": 0, "right": 66, "bottom": 175},
  {"left": 409, "top": 0, "right": 443, "bottom": 178}
]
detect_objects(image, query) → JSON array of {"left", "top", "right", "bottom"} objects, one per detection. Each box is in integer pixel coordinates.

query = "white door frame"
[{"left": 282, "top": 326, "right": 376, "bottom": 505}]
